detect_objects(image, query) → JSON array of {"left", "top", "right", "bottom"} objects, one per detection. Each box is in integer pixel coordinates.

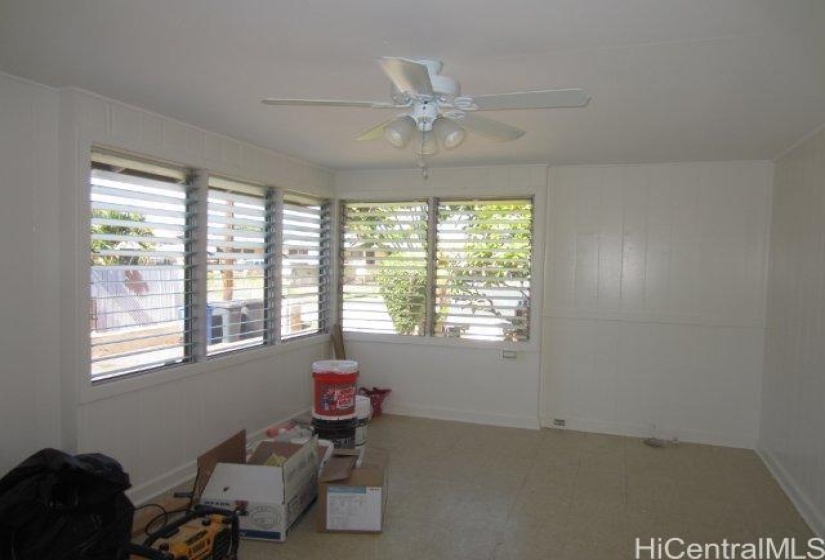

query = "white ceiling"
[{"left": 1, "top": 0, "right": 824, "bottom": 170}]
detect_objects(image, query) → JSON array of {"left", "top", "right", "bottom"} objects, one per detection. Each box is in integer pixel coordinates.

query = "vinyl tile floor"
[{"left": 240, "top": 415, "right": 814, "bottom": 560}]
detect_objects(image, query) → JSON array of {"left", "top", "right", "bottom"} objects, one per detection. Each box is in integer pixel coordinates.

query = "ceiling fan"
[{"left": 262, "top": 57, "right": 589, "bottom": 161}]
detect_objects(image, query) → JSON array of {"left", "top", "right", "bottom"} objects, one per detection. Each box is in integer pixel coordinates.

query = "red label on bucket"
[{"left": 313, "top": 369, "right": 358, "bottom": 419}]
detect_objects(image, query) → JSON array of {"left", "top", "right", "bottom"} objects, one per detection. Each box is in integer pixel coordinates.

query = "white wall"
[
  {"left": 0, "top": 72, "right": 334, "bottom": 501},
  {"left": 57, "top": 88, "right": 335, "bottom": 501},
  {"left": 541, "top": 162, "right": 773, "bottom": 447},
  {"left": 337, "top": 163, "right": 773, "bottom": 443},
  {"left": 0, "top": 73, "right": 62, "bottom": 474},
  {"left": 760, "top": 125, "right": 825, "bottom": 537},
  {"left": 335, "top": 166, "right": 548, "bottom": 429}
]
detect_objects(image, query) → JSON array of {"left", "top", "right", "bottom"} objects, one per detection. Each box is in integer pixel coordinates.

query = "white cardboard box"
[{"left": 199, "top": 439, "right": 318, "bottom": 542}]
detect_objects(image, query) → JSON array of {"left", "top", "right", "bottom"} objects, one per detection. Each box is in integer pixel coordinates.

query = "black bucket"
[{"left": 312, "top": 417, "right": 357, "bottom": 449}]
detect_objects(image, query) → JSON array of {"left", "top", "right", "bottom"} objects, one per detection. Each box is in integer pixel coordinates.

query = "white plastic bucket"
[{"left": 354, "top": 394, "right": 372, "bottom": 447}]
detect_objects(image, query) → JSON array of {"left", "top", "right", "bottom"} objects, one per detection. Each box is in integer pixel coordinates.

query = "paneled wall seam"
[
  {"left": 542, "top": 162, "right": 771, "bottom": 447},
  {"left": 760, "top": 126, "right": 825, "bottom": 536}
]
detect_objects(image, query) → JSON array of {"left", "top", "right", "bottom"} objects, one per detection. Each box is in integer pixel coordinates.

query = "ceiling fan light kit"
[
  {"left": 434, "top": 117, "right": 466, "bottom": 150},
  {"left": 384, "top": 115, "right": 416, "bottom": 148},
  {"left": 262, "top": 57, "right": 589, "bottom": 173}
]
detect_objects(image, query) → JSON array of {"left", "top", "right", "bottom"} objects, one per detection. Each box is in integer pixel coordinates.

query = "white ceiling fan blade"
[
  {"left": 355, "top": 118, "right": 393, "bottom": 141},
  {"left": 261, "top": 98, "right": 399, "bottom": 108},
  {"left": 472, "top": 89, "right": 590, "bottom": 111},
  {"left": 454, "top": 113, "right": 524, "bottom": 142},
  {"left": 378, "top": 57, "right": 434, "bottom": 97}
]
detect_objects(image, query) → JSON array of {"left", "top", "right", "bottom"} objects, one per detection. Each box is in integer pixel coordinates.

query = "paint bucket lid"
[{"left": 312, "top": 360, "right": 359, "bottom": 374}]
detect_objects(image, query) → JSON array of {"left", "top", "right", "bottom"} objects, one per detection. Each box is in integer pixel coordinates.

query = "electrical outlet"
[{"left": 552, "top": 418, "right": 566, "bottom": 427}]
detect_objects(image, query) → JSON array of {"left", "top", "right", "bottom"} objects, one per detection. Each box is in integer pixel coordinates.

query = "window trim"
[
  {"left": 80, "top": 331, "right": 329, "bottom": 404},
  {"left": 338, "top": 195, "right": 535, "bottom": 346},
  {"left": 204, "top": 175, "right": 273, "bottom": 358},
  {"left": 280, "top": 192, "right": 332, "bottom": 341},
  {"left": 89, "top": 157, "right": 195, "bottom": 382},
  {"left": 339, "top": 198, "right": 431, "bottom": 337},
  {"left": 87, "top": 150, "right": 332, "bottom": 387}
]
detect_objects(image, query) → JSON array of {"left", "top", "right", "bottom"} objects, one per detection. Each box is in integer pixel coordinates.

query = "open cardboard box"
[
  {"left": 316, "top": 447, "right": 389, "bottom": 533},
  {"left": 197, "top": 431, "right": 319, "bottom": 543}
]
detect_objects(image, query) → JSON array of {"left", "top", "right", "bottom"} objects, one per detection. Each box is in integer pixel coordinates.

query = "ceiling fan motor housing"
[
  {"left": 390, "top": 75, "right": 459, "bottom": 103},
  {"left": 408, "top": 59, "right": 461, "bottom": 131},
  {"left": 411, "top": 101, "right": 439, "bottom": 131}
]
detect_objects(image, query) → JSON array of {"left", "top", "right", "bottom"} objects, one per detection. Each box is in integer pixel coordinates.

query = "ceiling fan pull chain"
[{"left": 418, "top": 155, "right": 429, "bottom": 180}]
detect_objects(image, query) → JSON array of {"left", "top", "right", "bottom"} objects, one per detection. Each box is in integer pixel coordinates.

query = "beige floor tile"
[
  {"left": 230, "top": 416, "right": 815, "bottom": 560},
  {"left": 579, "top": 449, "right": 627, "bottom": 475},
  {"left": 542, "top": 426, "right": 587, "bottom": 441},
  {"left": 627, "top": 510, "right": 695, "bottom": 543},
  {"left": 526, "top": 471, "right": 579, "bottom": 494},
  {"left": 625, "top": 446, "right": 692, "bottom": 476},
  {"left": 507, "top": 501, "right": 570, "bottom": 531},
  {"left": 746, "top": 507, "right": 815, "bottom": 539},
  {"left": 530, "top": 451, "right": 581, "bottom": 479},
  {"left": 573, "top": 470, "right": 628, "bottom": 507},
  {"left": 561, "top": 538, "right": 636, "bottom": 560},
  {"left": 579, "top": 432, "right": 630, "bottom": 453},
  {"left": 494, "top": 519, "right": 569, "bottom": 560},
  {"left": 689, "top": 512, "right": 755, "bottom": 544},
  {"left": 626, "top": 472, "right": 680, "bottom": 512}
]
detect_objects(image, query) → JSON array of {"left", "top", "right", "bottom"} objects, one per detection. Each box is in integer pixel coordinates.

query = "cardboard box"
[
  {"left": 316, "top": 447, "right": 389, "bottom": 533},
  {"left": 199, "top": 439, "right": 318, "bottom": 542}
]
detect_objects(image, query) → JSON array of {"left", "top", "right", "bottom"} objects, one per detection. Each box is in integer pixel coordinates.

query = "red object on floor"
[
  {"left": 358, "top": 387, "right": 392, "bottom": 417},
  {"left": 312, "top": 360, "right": 359, "bottom": 420}
]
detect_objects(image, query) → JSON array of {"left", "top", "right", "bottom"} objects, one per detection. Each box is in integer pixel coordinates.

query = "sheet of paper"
[{"left": 326, "top": 486, "right": 382, "bottom": 531}]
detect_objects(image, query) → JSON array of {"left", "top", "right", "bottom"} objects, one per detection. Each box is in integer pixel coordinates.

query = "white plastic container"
[{"left": 354, "top": 394, "right": 372, "bottom": 447}]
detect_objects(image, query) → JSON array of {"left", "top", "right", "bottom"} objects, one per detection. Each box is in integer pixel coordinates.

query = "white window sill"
[
  {"left": 80, "top": 333, "right": 330, "bottom": 404},
  {"left": 340, "top": 331, "right": 539, "bottom": 353}
]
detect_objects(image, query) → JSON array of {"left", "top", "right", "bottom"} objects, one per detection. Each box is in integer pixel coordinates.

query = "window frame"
[
  {"left": 280, "top": 192, "right": 333, "bottom": 342},
  {"left": 339, "top": 199, "right": 431, "bottom": 336},
  {"left": 435, "top": 197, "right": 533, "bottom": 343},
  {"left": 205, "top": 175, "right": 274, "bottom": 358},
  {"left": 89, "top": 154, "right": 195, "bottom": 382},
  {"left": 87, "top": 150, "right": 332, "bottom": 386},
  {"left": 338, "top": 195, "right": 535, "bottom": 346}
]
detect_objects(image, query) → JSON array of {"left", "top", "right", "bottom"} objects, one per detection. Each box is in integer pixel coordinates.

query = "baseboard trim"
[
  {"left": 757, "top": 447, "right": 825, "bottom": 538},
  {"left": 539, "top": 415, "right": 757, "bottom": 449},
  {"left": 387, "top": 403, "right": 540, "bottom": 430},
  {"left": 126, "top": 461, "right": 197, "bottom": 507},
  {"left": 126, "top": 408, "right": 311, "bottom": 505}
]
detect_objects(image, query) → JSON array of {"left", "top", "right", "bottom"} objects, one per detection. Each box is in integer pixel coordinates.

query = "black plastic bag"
[{"left": 0, "top": 448, "right": 135, "bottom": 560}]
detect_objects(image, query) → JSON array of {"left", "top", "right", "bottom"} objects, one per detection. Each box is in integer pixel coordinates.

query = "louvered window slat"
[
  {"left": 281, "top": 195, "right": 331, "bottom": 339},
  {"left": 340, "top": 197, "right": 532, "bottom": 342},
  {"left": 90, "top": 160, "right": 193, "bottom": 381},
  {"left": 90, "top": 151, "right": 333, "bottom": 383},
  {"left": 435, "top": 199, "right": 532, "bottom": 342},
  {"left": 206, "top": 178, "right": 271, "bottom": 356},
  {"left": 341, "top": 201, "right": 429, "bottom": 336}
]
